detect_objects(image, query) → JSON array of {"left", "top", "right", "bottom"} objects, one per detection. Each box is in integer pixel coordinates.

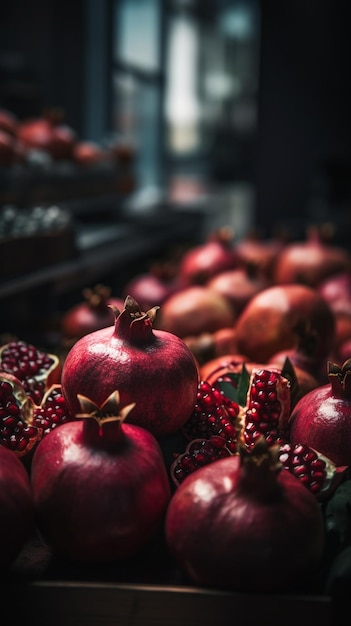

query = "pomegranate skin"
[
  {"left": 0, "top": 446, "right": 34, "bottom": 571},
  {"left": 289, "top": 384, "right": 351, "bottom": 467},
  {"left": 61, "top": 299, "right": 199, "bottom": 437},
  {"left": 165, "top": 453, "right": 324, "bottom": 593},
  {"left": 31, "top": 418, "right": 171, "bottom": 563},
  {"left": 156, "top": 286, "right": 235, "bottom": 339},
  {"left": 235, "top": 283, "right": 336, "bottom": 364}
]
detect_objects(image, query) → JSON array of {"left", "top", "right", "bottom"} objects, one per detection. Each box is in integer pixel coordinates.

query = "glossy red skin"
[
  {"left": 31, "top": 419, "right": 171, "bottom": 563},
  {"left": 61, "top": 326, "right": 199, "bottom": 437},
  {"left": 0, "top": 446, "right": 34, "bottom": 571},
  {"left": 235, "top": 284, "right": 336, "bottom": 364},
  {"left": 165, "top": 455, "right": 324, "bottom": 593},
  {"left": 289, "top": 384, "right": 351, "bottom": 467}
]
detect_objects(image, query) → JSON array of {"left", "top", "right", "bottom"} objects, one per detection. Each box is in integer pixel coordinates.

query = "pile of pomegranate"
[{"left": 2, "top": 223, "right": 351, "bottom": 598}]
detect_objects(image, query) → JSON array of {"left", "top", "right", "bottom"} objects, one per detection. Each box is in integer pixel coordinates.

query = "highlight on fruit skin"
[
  {"left": 61, "top": 295, "right": 200, "bottom": 438},
  {"left": 165, "top": 438, "right": 326, "bottom": 594},
  {"left": 30, "top": 390, "right": 172, "bottom": 564}
]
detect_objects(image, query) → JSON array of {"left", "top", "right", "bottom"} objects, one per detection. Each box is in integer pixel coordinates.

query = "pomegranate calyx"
[
  {"left": 83, "top": 284, "right": 115, "bottom": 312},
  {"left": 112, "top": 296, "right": 160, "bottom": 343},
  {"left": 240, "top": 437, "right": 282, "bottom": 474},
  {"left": 76, "top": 390, "right": 136, "bottom": 426},
  {"left": 328, "top": 360, "right": 351, "bottom": 396}
]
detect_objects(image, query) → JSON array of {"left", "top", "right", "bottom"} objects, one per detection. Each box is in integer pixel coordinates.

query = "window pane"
[
  {"left": 112, "top": 73, "right": 161, "bottom": 189},
  {"left": 114, "top": 0, "right": 160, "bottom": 71}
]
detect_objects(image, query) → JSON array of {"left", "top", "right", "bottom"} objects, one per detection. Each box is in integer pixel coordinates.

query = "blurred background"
[{"left": 1, "top": 0, "right": 351, "bottom": 337}]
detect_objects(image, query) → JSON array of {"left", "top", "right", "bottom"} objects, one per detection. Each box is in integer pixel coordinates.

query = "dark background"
[{"left": 1, "top": 0, "right": 351, "bottom": 234}]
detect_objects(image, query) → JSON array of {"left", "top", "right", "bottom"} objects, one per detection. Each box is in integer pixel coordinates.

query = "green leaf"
[{"left": 217, "top": 365, "right": 250, "bottom": 406}]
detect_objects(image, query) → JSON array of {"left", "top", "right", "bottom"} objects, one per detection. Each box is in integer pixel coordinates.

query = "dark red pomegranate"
[
  {"left": 61, "top": 296, "right": 199, "bottom": 437},
  {"left": 234, "top": 283, "right": 336, "bottom": 365},
  {"left": 30, "top": 392, "right": 171, "bottom": 563},
  {"left": 61, "top": 284, "right": 124, "bottom": 345},
  {"left": 121, "top": 272, "right": 179, "bottom": 312},
  {"left": 155, "top": 285, "right": 235, "bottom": 339},
  {"left": 289, "top": 359, "right": 351, "bottom": 467},
  {"left": 177, "top": 227, "right": 238, "bottom": 286},
  {"left": 273, "top": 226, "right": 351, "bottom": 287},
  {"left": 206, "top": 263, "right": 268, "bottom": 316},
  {"left": 165, "top": 439, "right": 325, "bottom": 593},
  {"left": 234, "top": 231, "right": 284, "bottom": 281},
  {"left": 0, "top": 445, "right": 34, "bottom": 572}
]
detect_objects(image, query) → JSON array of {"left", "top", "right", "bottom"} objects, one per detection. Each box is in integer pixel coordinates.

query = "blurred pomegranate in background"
[
  {"left": 273, "top": 224, "right": 351, "bottom": 287},
  {"left": 155, "top": 285, "right": 235, "bottom": 339},
  {"left": 234, "top": 283, "right": 336, "bottom": 365},
  {"left": 61, "top": 284, "right": 124, "bottom": 347},
  {"left": 177, "top": 226, "right": 239, "bottom": 286},
  {"left": 17, "top": 108, "right": 77, "bottom": 161},
  {"left": 207, "top": 263, "right": 268, "bottom": 316}
]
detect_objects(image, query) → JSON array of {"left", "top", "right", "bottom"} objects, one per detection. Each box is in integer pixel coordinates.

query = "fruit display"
[{"left": 2, "top": 223, "right": 351, "bottom": 622}]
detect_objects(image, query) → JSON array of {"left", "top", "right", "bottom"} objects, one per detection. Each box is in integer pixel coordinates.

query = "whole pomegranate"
[
  {"left": 61, "top": 284, "right": 124, "bottom": 345},
  {"left": 155, "top": 285, "right": 235, "bottom": 339},
  {"left": 273, "top": 225, "right": 351, "bottom": 287},
  {"left": 165, "top": 439, "right": 325, "bottom": 593},
  {"left": 177, "top": 227, "right": 238, "bottom": 286},
  {"left": 289, "top": 359, "right": 351, "bottom": 467},
  {"left": 0, "top": 445, "right": 34, "bottom": 571},
  {"left": 61, "top": 296, "right": 199, "bottom": 437},
  {"left": 207, "top": 263, "right": 268, "bottom": 316},
  {"left": 30, "top": 392, "right": 171, "bottom": 563},
  {"left": 234, "top": 283, "right": 336, "bottom": 364}
]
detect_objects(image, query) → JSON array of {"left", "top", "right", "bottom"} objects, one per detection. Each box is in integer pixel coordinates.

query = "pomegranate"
[
  {"left": 170, "top": 365, "right": 341, "bottom": 498},
  {"left": 61, "top": 296, "right": 199, "bottom": 437},
  {"left": 0, "top": 340, "right": 61, "bottom": 405},
  {"left": 61, "top": 284, "right": 124, "bottom": 345},
  {"left": 318, "top": 271, "right": 351, "bottom": 315},
  {"left": 289, "top": 359, "right": 351, "bottom": 467},
  {"left": 207, "top": 263, "right": 268, "bottom": 316},
  {"left": 234, "top": 283, "right": 336, "bottom": 365},
  {"left": 267, "top": 319, "right": 330, "bottom": 385},
  {"left": 184, "top": 327, "right": 239, "bottom": 366},
  {"left": 273, "top": 225, "right": 351, "bottom": 287},
  {"left": 234, "top": 231, "right": 284, "bottom": 281},
  {"left": 0, "top": 373, "right": 74, "bottom": 461},
  {"left": 17, "top": 109, "right": 77, "bottom": 161},
  {"left": 30, "top": 391, "right": 171, "bottom": 563},
  {"left": 177, "top": 227, "right": 238, "bottom": 286},
  {"left": 155, "top": 285, "right": 235, "bottom": 339},
  {"left": 165, "top": 439, "right": 325, "bottom": 593},
  {"left": 121, "top": 271, "right": 179, "bottom": 312},
  {"left": 0, "top": 445, "right": 34, "bottom": 572},
  {"left": 73, "top": 141, "right": 109, "bottom": 166}
]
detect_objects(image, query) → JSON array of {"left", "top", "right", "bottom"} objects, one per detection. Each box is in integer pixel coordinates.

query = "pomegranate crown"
[
  {"left": 110, "top": 295, "right": 160, "bottom": 343},
  {"left": 76, "top": 390, "right": 136, "bottom": 427},
  {"left": 328, "top": 359, "right": 351, "bottom": 396}
]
